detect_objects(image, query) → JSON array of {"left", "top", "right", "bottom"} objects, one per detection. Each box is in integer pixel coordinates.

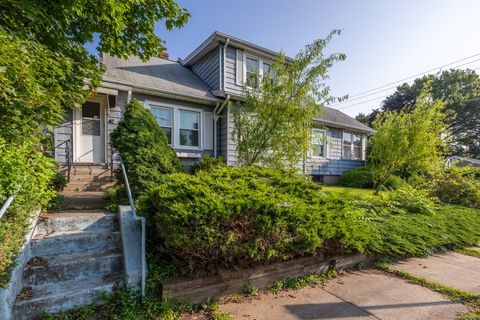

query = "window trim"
[
  {"left": 150, "top": 105, "right": 174, "bottom": 145},
  {"left": 145, "top": 100, "right": 204, "bottom": 151},
  {"left": 179, "top": 109, "right": 201, "bottom": 148},
  {"left": 311, "top": 128, "right": 327, "bottom": 159},
  {"left": 243, "top": 53, "right": 272, "bottom": 89},
  {"left": 342, "top": 131, "right": 363, "bottom": 160}
]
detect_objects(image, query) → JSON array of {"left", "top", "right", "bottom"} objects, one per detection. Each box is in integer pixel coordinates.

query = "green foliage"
[
  {"left": 1, "top": 0, "right": 189, "bottom": 62},
  {"left": 232, "top": 30, "right": 346, "bottom": 168},
  {"left": 340, "top": 167, "right": 374, "bottom": 188},
  {"left": 369, "top": 205, "right": 480, "bottom": 256},
  {"left": 243, "top": 281, "right": 259, "bottom": 296},
  {"left": 380, "top": 69, "right": 480, "bottom": 158},
  {"left": 427, "top": 166, "right": 480, "bottom": 209},
  {"left": 0, "top": 27, "right": 99, "bottom": 142},
  {"left": 0, "top": 138, "right": 57, "bottom": 288},
  {"left": 191, "top": 155, "right": 226, "bottom": 174},
  {"left": 340, "top": 166, "right": 407, "bottom": 190},
  {"left": 369, "top": 84, "right": 447, "bottom": 193},
  {"left": 457, "top": 247, "right": 480, "bottom": 258},
  {"left": 141, "top": 165, "right": 375, "bottom": 276},
  {"left": 389, "top": 186, "right": 437, "bottom": 215},
  {"left": 267, "top": 268, "right": 338, "bottom": 294},
  {"left": 111, "top": 99, "right": 184, "bottom": 196}
]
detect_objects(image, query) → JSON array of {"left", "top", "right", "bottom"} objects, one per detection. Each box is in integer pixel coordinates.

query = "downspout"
[
  {"left": 222, "top": 38, "right": 230, "bottom": 91},
  {"left": 213, "top": 95, "right": 231, "bottom": 157}
]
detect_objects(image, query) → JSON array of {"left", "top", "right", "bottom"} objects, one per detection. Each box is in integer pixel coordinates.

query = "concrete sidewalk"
[{"left": 219, "top": 251, "right": 479, "bottom": 320}]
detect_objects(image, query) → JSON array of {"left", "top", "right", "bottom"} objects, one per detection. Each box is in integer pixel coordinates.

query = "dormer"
[{"left": 180, "top": 31, "right": 293, "bottom": 98}]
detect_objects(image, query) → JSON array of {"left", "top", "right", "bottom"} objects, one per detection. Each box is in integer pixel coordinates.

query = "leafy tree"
[
  {"left": 369, "top": 85, "right": 446, "bottom": 194},
  {"left": 232, "top": 30, "right": 346, "bottom": 168},
  {"left": 379, "top": 69, "right": 480, "bottom": 158},
  {"left": 111, "top": 100, "right": 184, "bottom": 196},
  {"left": 0, "top": 0, "right": 189, "bottom": 142},
  {"left": 355, "top": 113, "right": 370, "bottom": 125}
]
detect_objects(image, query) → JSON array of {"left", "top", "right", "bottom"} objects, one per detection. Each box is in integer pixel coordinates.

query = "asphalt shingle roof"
[
  {"left": 102, "top": 54, "right": 217, "bottom": 100},
  {"left": 316, "top": 106, "right": 373, "bottom": 133}
]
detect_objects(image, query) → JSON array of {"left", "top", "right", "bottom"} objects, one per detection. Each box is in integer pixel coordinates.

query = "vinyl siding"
[
  {"left": 54, "top": 109, "right": 73, "bottom": 163},
  {"left": 133, "top": 93, "right": 215, "bottom": 167},
  {"left": 191, "top": 47, "right": 221, "bottom": 90},
  {"left": 223, "top": 47, "right": 244, "bottom": 95},
  {"left": 305, "top": 129, "right": 367, "bottom": 176}
]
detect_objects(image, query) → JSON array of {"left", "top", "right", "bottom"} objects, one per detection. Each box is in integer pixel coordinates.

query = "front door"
[{"left": 73, "top": 99, "right": 105, "bottom": 163}]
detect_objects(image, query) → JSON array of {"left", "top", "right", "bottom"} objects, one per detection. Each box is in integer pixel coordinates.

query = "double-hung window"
[
  {"left": 151, "top": 106, "right": 173, "bottom": 144},
  {"left": 311, "top": 128, "right": 326, "bottom": 157},
  {"left": 342, "top": 132, "right": 363, "bottom": 160},
  {"left": 246, "top": 56, "right": 259, "bottom": 88},
  {"left": 353, "top": 134, "right": 362, "bottom": 160},
  {"left": 262, "top": 62, "right": 273, "bottom": 85},
  {"left": 179, "top": 110, "right": 200, "bottom": 147}
]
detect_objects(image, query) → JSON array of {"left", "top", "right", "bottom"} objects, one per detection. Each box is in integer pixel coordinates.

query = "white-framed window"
[
  {"left": 342, "top": 132, "right": 363, "bottom": 160},
  {"left": 245, "top": 56, "right": 259, "bottom": 88},
  {"left": 150, "top": 106, "right": 173, "bottom": 144},
  {"left": 311, "top": 128, "right": 326, "bottom": 157},
  {"left": 147, "top": 101, "right": 203, "bottom": 150},
  {"left": 179, "top": 110, "right": 200, "bottom": 147},
  {"left": 244, "top": 54, "right": 273, "bottom": 88}
]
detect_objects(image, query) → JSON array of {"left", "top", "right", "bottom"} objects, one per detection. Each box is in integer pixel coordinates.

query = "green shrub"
[
  {"left": 140, "top": 166, "right": 373, "bottom": 276},
  {"left": 0, "top": 138, "right": 56, "bottom": 287},
  {"left": 389, "top": 186, "right": 437, "bottom": 215},
  {"left": 428, "top": 166, "right": 480, "bottom": 209},
  {"left": 111, "top": 99, "right": 184, "bottom": 196},
  {"left": 340, "top": 167, "right": 374, "bottom": 188},
  {"left": 340, "top": 166, "right": 406, "bottom": 190},
  {"left": 191, "top": 155, "right": 226, "bottom": 173}
]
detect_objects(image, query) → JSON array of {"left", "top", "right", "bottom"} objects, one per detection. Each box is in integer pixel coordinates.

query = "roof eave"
[
  {"left": 181, "top": 31, "right": 294, "bottom": 67},
  {"left": 102, "top": 76, "right": 221, "bottom": 105}
]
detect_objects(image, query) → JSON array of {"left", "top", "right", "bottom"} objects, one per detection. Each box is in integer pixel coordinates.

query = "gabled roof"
[
  {"left": 181, "top": 31, "right": 294, "bottom": 67},
  {"left": 315, "top": 106, "right": 374, "bottom": 133},
  {"left": 101, "top": 54, "right": 219, "bottom": 103}
]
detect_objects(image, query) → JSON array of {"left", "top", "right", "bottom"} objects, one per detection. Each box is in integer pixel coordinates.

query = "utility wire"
[
  {"left": 336, "top": 66, "right": 480, "bottom": 111},
  {"left": 332, "top": 57, "right": 480, "bottom": 107},
  {"left": 330, "top": 58, "right": 480, "bottom": 111}
]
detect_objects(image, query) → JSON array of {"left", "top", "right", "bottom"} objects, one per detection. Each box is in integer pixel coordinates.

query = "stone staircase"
[{"left": 12, "top": 165, "right": 124, "bottom": 319}]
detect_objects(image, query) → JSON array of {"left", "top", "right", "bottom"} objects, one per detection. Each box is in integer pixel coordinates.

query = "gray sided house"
[{"left": 54, "top": 31, "right": 373, "bottom": 183}]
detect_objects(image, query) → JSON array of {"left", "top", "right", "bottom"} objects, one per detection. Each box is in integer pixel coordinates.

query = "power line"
[
  {"left": 332, "top": 57, "right": 480, "bottom": 106},
  {"left": 335, "top": 65, "right": 480, "bottom": 111},
  {"left": 330, "top": 53, "right": 480, "bottom": 108}
]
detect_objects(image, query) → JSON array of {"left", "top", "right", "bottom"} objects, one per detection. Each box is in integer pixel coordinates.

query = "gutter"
[{"left": 213, "top": 94, "right": 231, "bottom": 157}]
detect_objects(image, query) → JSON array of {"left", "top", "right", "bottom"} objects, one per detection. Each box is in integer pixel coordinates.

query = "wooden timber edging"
[{"left": 160, "top": 253, "right": 376, "bottom": 304}]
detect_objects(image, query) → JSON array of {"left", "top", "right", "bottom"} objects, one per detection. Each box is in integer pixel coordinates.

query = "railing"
[
  {"left": 64, "top": 139, "right": 72, "bottom": 182},
  {"left": 119, "top": 157, "right": 146, "bottom": 296},
  {"left": 0, "top": 195, "right": 15, "bottom": 221}
]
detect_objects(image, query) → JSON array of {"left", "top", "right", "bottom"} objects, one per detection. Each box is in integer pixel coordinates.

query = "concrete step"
[
  {"left": 13, "top": 274, "right": 123, "bottom": 320},
  {"left": 36, "top": 210, "right": 117, "bottom": 235},
  {"left": 72, "top": 167, "right": 110, "bottom": 176},
  {"left": 23, "top": 249, "right": 123, "bottom": 286},
  {"left": 30, "top": 231, "right": 121, "bottom": 258},
  {"left": 68, "top": 174, "right": 113, "bottom": 183},
  {"left": 63, "top": 181, "right": 115, "bottom": 192},
  {"left": 60, "top": 191, "right": 108, "bottom": 209}
]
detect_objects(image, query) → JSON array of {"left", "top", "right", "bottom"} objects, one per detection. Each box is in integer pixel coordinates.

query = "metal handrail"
[
  {"left": 0, "top": 195, "right": 15, "bottom": 220},
  {"left": 119, "top": 157, "right": 146, "bottom": 296}
]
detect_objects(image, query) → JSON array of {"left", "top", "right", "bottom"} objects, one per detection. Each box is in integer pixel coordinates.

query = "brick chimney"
[{"left": 158, "top": 50, "right": 169, "bottom": 60}]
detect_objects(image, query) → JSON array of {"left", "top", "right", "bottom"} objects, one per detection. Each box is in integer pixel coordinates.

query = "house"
[{"left": 54, "top": 31, "right": 373, "bottom": 184}]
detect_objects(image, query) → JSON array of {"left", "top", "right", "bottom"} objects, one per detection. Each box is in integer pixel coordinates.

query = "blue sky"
[{"left": 91, "top": 0, "right": 480, "bottom": 117}]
